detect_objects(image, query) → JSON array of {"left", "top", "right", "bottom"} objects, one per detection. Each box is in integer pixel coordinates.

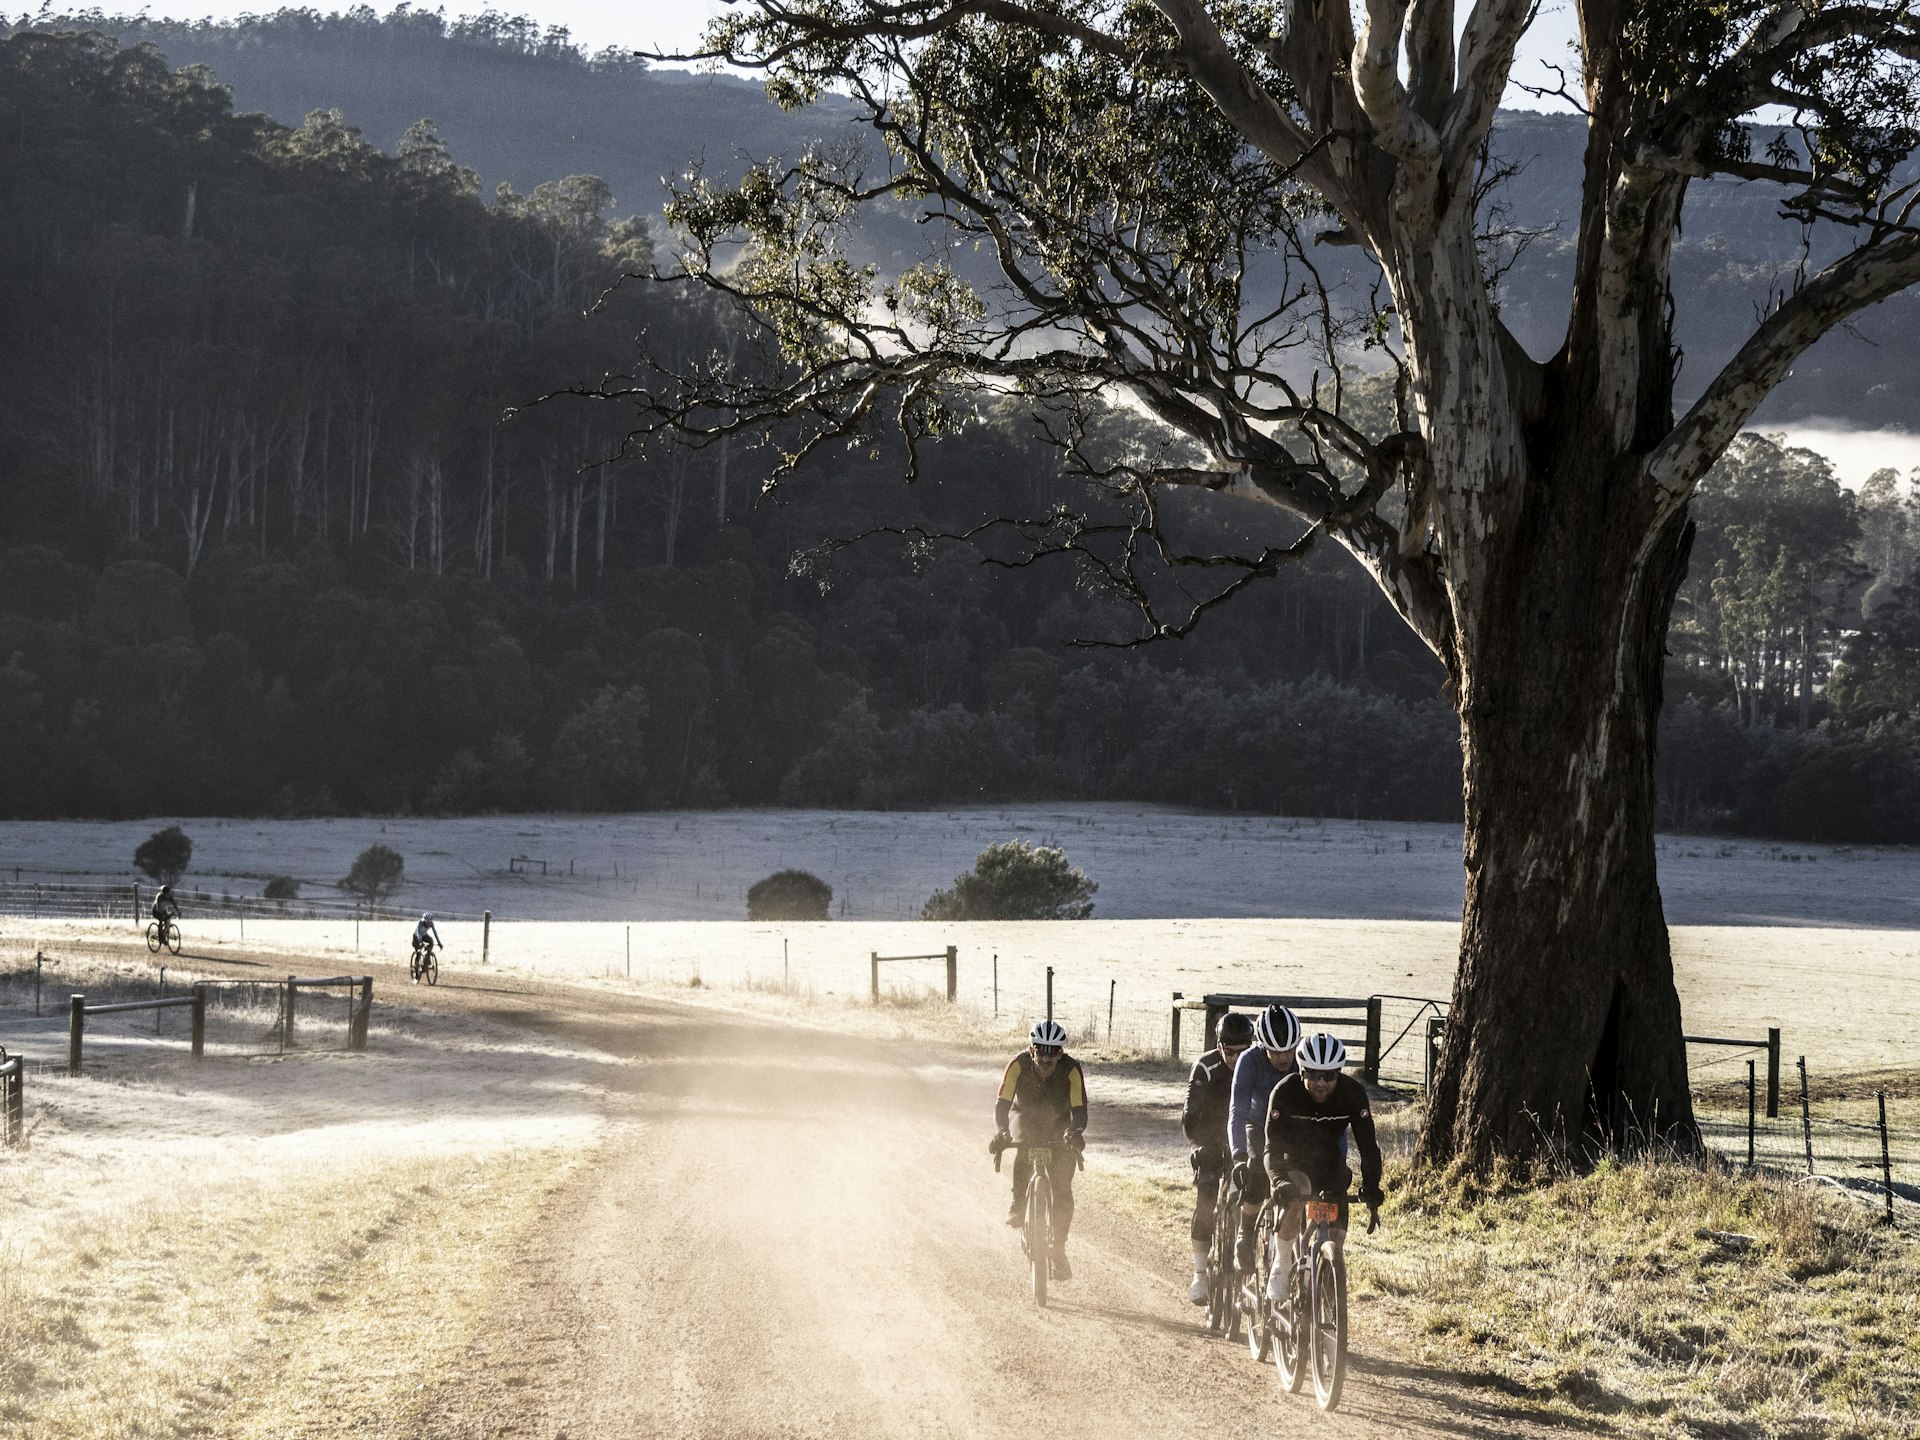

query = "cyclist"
[
  {"left": 1182, "top": 1009, "right": 1255, "bottom": 1303},
  {"left": 991, "top": 1018, "right": 1087, "bottom": 1281},
  {"left": 150, "top": 884, "right": 181, "bottom": 939},
  {"left": 1227, "top": 1003, "right": 1300, "bottom": 1272},
  {"left": 1262, "top": 1031, "right": 1385, "bottom": 1297},
  {"left": 410, "top": 912, "right": 443, "bottom": 979}
]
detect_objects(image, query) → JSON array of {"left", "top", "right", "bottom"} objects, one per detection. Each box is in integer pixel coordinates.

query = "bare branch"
[{"left": 1442, "top": 0, "right": 1534, "bottom": 182}]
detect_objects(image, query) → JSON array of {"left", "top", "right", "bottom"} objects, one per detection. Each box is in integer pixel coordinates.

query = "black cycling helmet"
[{"left": 1218, "top": 1012, "right": 1255, "bottom": 1046}]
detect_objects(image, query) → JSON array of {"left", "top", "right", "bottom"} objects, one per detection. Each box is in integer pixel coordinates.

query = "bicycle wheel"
[
  {"left": 424, "top": 951, "right": 439, "bottom": 986},
  {"left": 1309, "top": 1244, "right": 1348, "bottom": 1410},
  {"left": 1028, "top": 1175, "right": 1050, "bottom": 1307},
  {"left": 146, "top": 922, "right": 162, "bottom": 954},
  {"left": 1244, "top": 1209, "right": 1273, "bottom": 1361},
  {"left": 409, "top": 951, "right": 420, "bottom": 983},
  {"left": 164, "top": 924, "right": 181, "bottom": 956},
  {"left": 1205, "top": 1198, "right": 1237, "bottom": 1338},
  {"left": 1273, "top": 1246, "right": 1306, "bottom": 1392}
]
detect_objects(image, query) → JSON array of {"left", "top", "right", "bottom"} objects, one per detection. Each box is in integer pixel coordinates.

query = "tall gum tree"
[{"left": 612, "top": 0, "right": 1920, "bottom": 1168}]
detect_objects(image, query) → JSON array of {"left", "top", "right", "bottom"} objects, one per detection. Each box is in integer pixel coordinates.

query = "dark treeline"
[{"left": 3, "top": 29, "right": 1919, "bottom": 841}]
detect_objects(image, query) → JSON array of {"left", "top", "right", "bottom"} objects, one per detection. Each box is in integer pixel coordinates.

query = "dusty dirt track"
[{"left": 309, "top": 968, "right": 1560, "bottom": 1440}]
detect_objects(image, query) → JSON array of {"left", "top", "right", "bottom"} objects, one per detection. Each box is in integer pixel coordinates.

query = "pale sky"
[{"left": 129, "top": 0, "right": 1589, "bottom": 109}]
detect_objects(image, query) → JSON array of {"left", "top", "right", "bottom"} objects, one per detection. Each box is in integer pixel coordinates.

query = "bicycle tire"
[
  {"left": 1309, "top": 1244, "right": 1348, "bottom": 1410},
  {"left": 146, "top": 922, "right": 162, "bottom": 954},
  {"left": 1273, "top": 1243, "right": 1306, "bottom": 1392},
  {"left": 409, "top": 952, "right": 420, "bottom": 983},
  {"left": 164, "top": 925, "right": 181, "bottom": 956},
  {"left": 1206, "top": 1191, "right": 1237, "bottom": 1337},
  {"left": 1028, "top": 1174, "right": 1050, "bottom": 1307},
  {"left": 1245, "top": 1207, "right": 1274, "bottom": 1362},
  {"left": 424, "top": 952, "right": 439, "bottom": 986}
]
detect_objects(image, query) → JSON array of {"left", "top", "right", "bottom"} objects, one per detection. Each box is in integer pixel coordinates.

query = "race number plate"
[
  {"left": 1029, "top": 1146, "right": 1053, "bottom": 1164},
  {"left": 1306, "top": 1200, "right": 1341, "bottom": 1223}
]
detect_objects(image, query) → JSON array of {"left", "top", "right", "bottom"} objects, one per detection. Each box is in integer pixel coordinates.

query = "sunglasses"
[{"left": 1032, "top": 1044, "right": 1063, "bottom": 1057}]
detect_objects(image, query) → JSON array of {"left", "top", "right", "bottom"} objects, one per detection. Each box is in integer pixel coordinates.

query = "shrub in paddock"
[
  {"left": 134, "top": 825, "right": 192, "bottom": 885},
  {"left": 339, "top": 844, "right": 404, "bottom": 906},
  {"left": 746, "top": 869, "right": 833, "bottom": 921},
  {"left": 921, "top": 839, "right": 1096, "bottom": 921},
  {"left": 264, "top": 875, "right": 300, "bottom": 900}
]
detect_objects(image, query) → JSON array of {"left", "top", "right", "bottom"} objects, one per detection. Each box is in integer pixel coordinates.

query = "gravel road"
[{"left": 387, "top": 988, "right": 1567, "bottom": 1439}]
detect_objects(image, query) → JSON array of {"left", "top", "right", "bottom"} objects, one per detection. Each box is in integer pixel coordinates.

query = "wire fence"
[{"left": 0, "top": 878, "right": 483, "bottom": 925}]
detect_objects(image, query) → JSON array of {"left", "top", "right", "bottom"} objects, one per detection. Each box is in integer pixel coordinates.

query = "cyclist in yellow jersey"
[{"left": 990, "top": 1019, "right": 1088, "bottom": 1279}]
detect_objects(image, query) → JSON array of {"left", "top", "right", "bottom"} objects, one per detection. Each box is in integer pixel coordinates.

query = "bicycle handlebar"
[{"left": 991, "top": 1137, "right": 1085, "bottom": 1173}]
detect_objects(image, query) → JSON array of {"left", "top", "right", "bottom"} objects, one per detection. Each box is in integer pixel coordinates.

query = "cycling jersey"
[
  {"left": 1181, "top": 1045, "right": 1236, "bottom": 1152},
  {"left": 152, "top": 894, "right": 179, "bottom": 921},
  {"left": 413, "top": 919, "right": 442, "bottom": 948},
  {"left": 1227, "top": 1046, "right": 1294, "bottom": 1159},
  {"left": 995, "top": 1051, "right": 1087, "bottom": 1140},
  {"left": 1262, "top": 1071, "right": 1383, "bottom": 1200}
]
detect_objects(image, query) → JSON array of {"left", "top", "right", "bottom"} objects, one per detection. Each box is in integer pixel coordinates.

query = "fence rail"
[
  {"left": 870, "top": 947, "right": 958, "bottom": 1003},
  {"left": 68, "top": 988, "right": 205, "bottom": 1075}
]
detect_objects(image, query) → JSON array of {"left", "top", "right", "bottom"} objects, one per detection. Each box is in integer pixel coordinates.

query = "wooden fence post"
[
  {"left": 1798, "top": 1056, "right": 1814, "bottom": 1174},
  {"left": 1170, "top": 992, "right": 1182, "bottom": 1062},
  {"left": 1878, "top": 1092, "right": 1895, "bottom": 1224},
  {"left": 132, "top": 882, "right": 140, "bottom": 927},
  {"left": 482, "top": 910, "right": 492, "bottom": 966},
  {"left": 1766, "top": 1027, "right": 1781, "bottom": 1118},
  {"left": 349, "top": 977, "right": 372, "bottom": 1051},
  {"left": 945, "top": 945, "right": 957, "bottom": 1003},
  {"left": 190, "top": 985, "right": 206, "bottom": 1060},
  {"left": 1363, "top": 995, "right": 1383, "bottom": 1083},
  {"left": 286, "top": 976, "right": 298, "bottom": 1048},
  {"left": 2, "top": 1053, "right": 21, "bottom": 1146},
  {"left": 871, "top": 951, "right": 880, "bottom": 1004},
  {"left": 1045, "top": 966, "right": 1054, "bottom": 1022},
  {"left": 1203, "top": 1003, "right": 1222, "bottom": 1052},
  {"left": 69, "top": 994, "right": 85, "bottom": 1077},
  {"left": 1745, "top": 1059, "right": 1756, "bottom": 1168}
]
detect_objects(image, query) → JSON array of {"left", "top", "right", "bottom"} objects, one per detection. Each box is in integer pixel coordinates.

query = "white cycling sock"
[{"left": 1191, "top": 1239, "right": 1209, "bottom": 1271}]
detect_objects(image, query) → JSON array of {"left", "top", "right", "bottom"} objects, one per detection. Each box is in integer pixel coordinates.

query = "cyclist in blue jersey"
[{"left": 1227, "top": 1003, "right": 1300, "bottom": 1271}]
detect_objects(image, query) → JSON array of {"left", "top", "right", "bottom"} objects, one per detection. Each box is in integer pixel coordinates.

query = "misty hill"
[{"left": 56, "top": 6, "right": 1920, "bottom": 430}]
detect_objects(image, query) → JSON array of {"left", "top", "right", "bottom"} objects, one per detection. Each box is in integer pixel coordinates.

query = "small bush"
[
  {"left": 921, "top": 839, "right": 1096, "bottom": 920},
  {"left": 746, "top": 869, "right": 833, "bottom": 921},
  {"left": 133, "top": 826, "right": 192, "bottom": 885},
  {"left": 264, "top": 876, "right": 300, "bottom": 900},
  {"left": 338, "top": 844, "right": 404, "bottom": 906}
]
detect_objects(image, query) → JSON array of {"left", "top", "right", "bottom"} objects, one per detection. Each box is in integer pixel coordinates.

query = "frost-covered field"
[{"left": 2, "top": 804, "right": 1917, "bottom": 927}]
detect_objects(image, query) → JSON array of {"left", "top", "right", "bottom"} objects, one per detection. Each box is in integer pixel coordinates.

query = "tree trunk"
[{"left": 1421, "top": 442, "right": 1698, "bottom": 1168}]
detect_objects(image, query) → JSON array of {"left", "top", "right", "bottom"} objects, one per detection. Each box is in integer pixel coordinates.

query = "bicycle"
[
  {"left": 1269, "top": 1186, "right": 1378, "bottom": 1410},
  {"left": 409, "top": 938, "right": 439, "bottom": 986},
  {"left": 992, "top": 1136, "right": 1083, "bottom": 1307},
  {"left": 1202, "top": 1165, "right": 1242, "bottom": 1339},
  {"left": 146, "top": 917, "right": 182, "bottom": 956}
]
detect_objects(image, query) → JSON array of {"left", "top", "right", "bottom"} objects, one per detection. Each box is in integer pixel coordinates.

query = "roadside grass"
[{"left": 0, "top": 1144, "right": 585, "bottom": 1440}]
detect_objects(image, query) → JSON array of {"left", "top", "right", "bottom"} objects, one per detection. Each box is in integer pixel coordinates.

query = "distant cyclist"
[
  {"left": 1182, "top": 1010, "right": 1254, "bottom": 1302},
  {"left": 150, "top": 884, "right": 181, "bottom": 937},
  {"left": 991, "top": 1018, "right": 1088, "bottom": 1280},
  {"left": 1263, "top": 1031, "right": 1385, "bottom": 1289},
  {"left": 1228, "top": 1003, "right": 1300, "bottom": 1272},
  {"left": 411, "top": 912, "right": 442, "bottom": 972}
]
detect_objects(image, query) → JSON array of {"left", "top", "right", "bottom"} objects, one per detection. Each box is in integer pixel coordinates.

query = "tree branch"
[
  {"left": 1650, "top": 229, "right": 1920, "bottom": 506},
  {"left": 1442, "top": 0, "right": 1534, "bottom": 183}
]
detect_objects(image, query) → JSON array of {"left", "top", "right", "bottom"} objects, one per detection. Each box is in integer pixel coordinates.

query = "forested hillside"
[
  {"left": 2, "top": 24, "right": 1919, "bottom": 839},
  {"left": 47, "top": 5, "right": 1920, "bottom": 426}
]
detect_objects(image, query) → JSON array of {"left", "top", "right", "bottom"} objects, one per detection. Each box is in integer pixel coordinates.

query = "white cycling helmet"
[
  {"left": 1297, "top": 1032, "right": 1347, "bottom": 1073},
  {"left": 421, "top": 912, "right": 434, "bottom": 923},
  {"left": 1029, "top": 1018, "right": 1068, "bottom": 1048},
  {"left": 1253, "top": 1004, "right": 1300, "bottom": 1052}
]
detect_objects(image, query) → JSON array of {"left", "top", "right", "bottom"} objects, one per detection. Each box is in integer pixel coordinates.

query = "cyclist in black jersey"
[
  {"left": 991, "top": 1018, "right": 1087, "bottom": 1280},
  {"left": 1181, "top": 1010, "right": 1253, "bottom": 1302},
  {"left": 1263, "top": 1031, "right": 1385, "bottom": 1290}
]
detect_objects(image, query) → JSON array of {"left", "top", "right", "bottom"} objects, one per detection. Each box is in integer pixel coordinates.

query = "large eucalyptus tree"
[{"left": 624, "top": 0, "right": 1920, "bottom": 1167}]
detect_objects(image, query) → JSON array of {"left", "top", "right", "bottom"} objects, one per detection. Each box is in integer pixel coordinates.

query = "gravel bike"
[
  {"left": 1270, "top": 1187, "right": 1379, "bottom": 1410},
  {"left": 409, "top": 937, "right": 439, "bottom": 986},
  {"left": 146, "top": 917, "right": 182, "bottom": 955},
  {"left": 993, "top": 1136, "right": 1083, "bottom": 1307}
]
